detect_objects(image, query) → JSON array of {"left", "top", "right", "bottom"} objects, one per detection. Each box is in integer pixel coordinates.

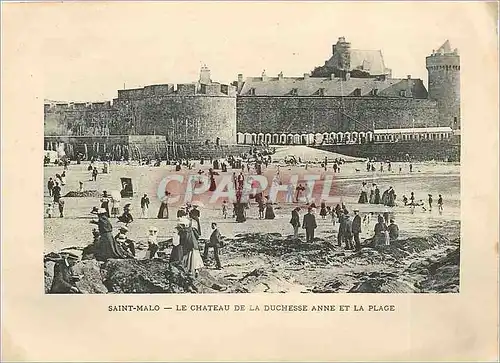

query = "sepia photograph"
[
  {"left": 2, "top": 1, "right": 498, "bottom": 361},
  {"left": 42, "top": 5, "right": 462, "bottom": 295}
]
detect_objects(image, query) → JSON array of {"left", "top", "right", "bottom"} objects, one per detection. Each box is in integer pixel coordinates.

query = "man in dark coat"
[
  {"left": 203, "top": 222, "right": 222, "bottom": 269},
  {"left": 290, "top": 207, "right": 301, "bottom": 239},
  {"left": 352, "top": 209, "right": 362, "bottom": 251},
  {"left": 343, "top": 212, "right": 354, "bottom": 250},
  {"left": 49, "top": 253, "right": 80, "bottom": 294},
  {"left": 47, "top": 177, "right": 54, "bottom": 197},
  {"left": 302, "top": 207, "right": 317, "bottom": 243}
]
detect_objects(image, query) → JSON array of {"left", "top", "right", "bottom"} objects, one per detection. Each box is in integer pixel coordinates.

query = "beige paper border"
[{"left": 1, "top": 2, "right": 499, "bottom": 361}]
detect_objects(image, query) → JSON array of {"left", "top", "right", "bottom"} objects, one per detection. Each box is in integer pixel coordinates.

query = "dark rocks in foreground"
[{"left": 44, "top": 233, "right": 460, "bottom": 294}]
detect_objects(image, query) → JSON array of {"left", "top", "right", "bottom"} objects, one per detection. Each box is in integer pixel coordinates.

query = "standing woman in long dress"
[
  {"left": 157, "top": 190, "right": 171, "bottom": 219},
  {"left": 264, "top": 196, "right": 275, "bottom": 220},
  {"left": 178, "top": 217, "right": 204, "bottom": 277},
  {"left": 358, "top": 182, "right": 368, "bottom": 204},
  {"left": 100, "top": 191, "right": 111, "bottom": 218}
]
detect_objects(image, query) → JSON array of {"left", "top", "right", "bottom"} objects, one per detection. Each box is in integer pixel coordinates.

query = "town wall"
[{"left": 236, "top": 96, "right": 440, "bottom": 134}]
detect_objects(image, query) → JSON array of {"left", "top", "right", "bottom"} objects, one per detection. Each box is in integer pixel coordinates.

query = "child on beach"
[{"left": 46, "top": 203, "right": 54, "bottom": 218}]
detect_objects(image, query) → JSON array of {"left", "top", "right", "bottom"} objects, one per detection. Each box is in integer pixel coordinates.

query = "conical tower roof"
[{"left": 437, "top": 40, "right": 452, "bottom": 54}]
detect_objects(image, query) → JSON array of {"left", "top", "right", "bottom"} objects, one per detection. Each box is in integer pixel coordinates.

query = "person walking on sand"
[
  {"left": 141, "top": 193, "right": 150, "bottom": 218},
  {"left": 52, "top": 182, "right": 62, "bottom": 203},
  {"left": 222, "top": 200, "right": 228, "bottom": 219},
  {"left": 302, "top": 207, "right": 317, "bottom": 243},
  {"left": 203, "top": 222, "right": 223, "bottom": 270},
  {"left": 290, "top": 207, "right": 301, "bottom": 239},
  {"left": 438, "top": 194, "right": 443, "bottom": 214},
  {"left": 47, "top": 177, "right": 54, "bottom": 197},
  {"left": 428, "top": 194, "right": 433, "bottom": 212},
  {"left": 352, "top": 209, "right": 362, "bottom": 251},
  {"left": 343, "top": 211, "right": 354, "bottom": 250},
  {"left": 100, "top": 191, "right": 111, "bottom": 218},
  {"left": 319, "top": 201, "right": 327, "bottom": 219}
]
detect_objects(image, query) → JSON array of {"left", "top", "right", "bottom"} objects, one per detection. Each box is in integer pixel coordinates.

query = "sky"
[{"left": 27, "top": 1, "right": 497, "bottom": 102}]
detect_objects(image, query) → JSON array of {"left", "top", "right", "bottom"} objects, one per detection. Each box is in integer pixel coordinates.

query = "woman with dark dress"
[
  {"left": 208, "top": 168, "right": 217, "bottom": 192},
  {"left": 358, "top": 182, "right": 368, "bottom": 204},
  {"left": 100, "top": 191, "right": 111, "bottom": 217},
  {"left": 373, "top": 214, "right": 388, "bottom": 247},
  {"left": 264, "top": 197, "right": 275, "bottom": 220},
  {"left": 374, "top": 186, "right": 381, "bottom": 204},
  {"left": 90, "top": 208, "right": 129, "bottom": 261},
  {"left": 369, "top": 184, "right": 375, "bottom": 204},
  {"left": 169, "top": 223, "right": 184, "bottom": 263},
  {"left": 319, "top": 202, "right": 327, "bottom": 219}
]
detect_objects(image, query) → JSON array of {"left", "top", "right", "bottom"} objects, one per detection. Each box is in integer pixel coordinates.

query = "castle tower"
[
  {"left": 332, "top": 36, "right": 351, "bottom": 72},
  {"left": 199, "top": 64, "right": 212, "bottom": 84},
  {"left": 426, "top": 40, "right": 460, "bottom": 129}
]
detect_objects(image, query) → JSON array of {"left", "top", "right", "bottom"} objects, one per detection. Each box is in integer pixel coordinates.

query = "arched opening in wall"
[
  {"left": 251, "top": 133, "right": 257, "bottom": 144},
  {"left": 366, "top": 131, "right": 373, "bottom": 142},
  {"left": 294, "top": 134, "right": 301, "bottom": 145},
  {"left": 344, "top": 132, "right": 351, "bottom": 143},
  {"left": 243, "top": 133, "right": 251, "bottom": 144},
  {"left": 314, "top": 133, "right": 323, "bottom": 145},
  {"left": 439, "top": 133, "right": 444, "bottom": 140},
  {"left": 359, "top": 132, "right": 366, "bottom": 143},
  {"left": 287, "top": 134, "right": 294, "bottom": 145},
  {"left": 257, "top": 133, "right": 264, "bottom": 144},
  {"left": 236, "top": 132, "right": 244, "bottom": 144},
  {"left": 322, "top": 133, "right": 329, "bottom": 144},
  {"left": 337, "top": 132, "right": 344, "bottom": 143},
  {"left": 265, "top": 133, "right": 272, "bottom": 144},
  {"left": 307, "top": 133, "right": 315, "bottom": 145},
  {"left": 329, "top": 132, "right": 336, "bottom": 144},
  {"left": 352, "top": 131, "right": 359, "bottom": 143},
  {"left": 272, "top": 134, "right": 279, "bottom": 144},
  {"left": 279, "top": 134, "right": 286, "bottom": 144}
]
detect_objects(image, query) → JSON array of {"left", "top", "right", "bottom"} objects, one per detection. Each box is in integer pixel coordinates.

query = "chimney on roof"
[
  {"left": 237, "top": 74, "right": 244, "bottom": 93},
  {"left": 407, "top": 75, "right": 411, "bottom": 79},
  {"left": 278, "top": 71, "right": 284, "bottom": 80},
  {"left": 303, "top": 73, "right": 310, "bottom": 80},
  {"left": 261, "top": 69, "right": 268, "bottom": 81},
  {"left": 330, "top": 73, "right": 335, "bottom": 80}
]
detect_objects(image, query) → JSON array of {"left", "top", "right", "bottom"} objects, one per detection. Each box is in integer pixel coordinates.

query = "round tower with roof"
[{"left": 426, "top": 40, "right": 460, "bottom": 129}]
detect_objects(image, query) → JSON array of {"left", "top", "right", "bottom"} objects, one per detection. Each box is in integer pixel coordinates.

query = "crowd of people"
[{"left": 46, "top": 152, "right": 449, "bottom": 292}]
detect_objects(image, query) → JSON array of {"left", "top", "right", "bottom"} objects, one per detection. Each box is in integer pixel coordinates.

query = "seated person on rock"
[{"left": 49, "top": 252, "right": 81, "bottom": 294}]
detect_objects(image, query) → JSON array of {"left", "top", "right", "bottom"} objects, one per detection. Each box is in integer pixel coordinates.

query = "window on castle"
[
  {"left": 353, "top": 88, "right": 361, "bottom": 96},
  {"left": 290, "top": 88, "right": 298, "bottom": 96},
  {"left": 249, "top": 88, "right": 256, "bottom": 95},
  {"left": 399, "top": 90, "right": 407, "bottom": 97},
  {"left": 372, "top": 89, "right": 378, "bottom": 96},
  {"left": 318, "top": 88, "right": 325, "bottom": 96}
]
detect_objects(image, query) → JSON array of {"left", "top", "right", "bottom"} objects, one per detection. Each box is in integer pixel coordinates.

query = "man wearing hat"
[
  {"left": 302, "top": 207, "right": 317, "bottom": 243},
  {"left": 189, "top": 205, "right": 201, "bottom": 234},
  {"left": 49, "top": 252, "right": 80, "bottom": 294},
  {"left": 352, "top": 209, "right": 362, "bottom": 251},
  {"left": 343, "top": 210, "right": 354, "bottom": 250}
]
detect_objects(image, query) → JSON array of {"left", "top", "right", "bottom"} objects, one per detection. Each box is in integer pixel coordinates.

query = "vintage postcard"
[{"left": 2, "top": 1, "right": 498, "bottom": 361}]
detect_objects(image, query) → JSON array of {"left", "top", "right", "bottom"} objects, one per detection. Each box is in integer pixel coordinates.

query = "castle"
[{"left": 44, "top": 38, "right": 460, "bottom": 156}]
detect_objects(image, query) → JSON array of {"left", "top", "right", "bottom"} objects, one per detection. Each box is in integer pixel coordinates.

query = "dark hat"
[{"left": 90, "top": 207, "right": 99, "bottom": 214}]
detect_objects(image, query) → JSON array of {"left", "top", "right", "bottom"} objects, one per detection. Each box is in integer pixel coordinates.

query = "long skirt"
[
  {"left": 95, "top": 232, "right": 129, "bottom": 261},
  {"left": 157, "top": 203, "right": 169, "bottom": 219},
  {"left": 209, "top": 178, "right": 216, "bottom": 192},
  {"left": 169, "top": 245, "right": 183, "bottom": 263},
  {"left": 183, "top": 249, "right": 204, "bottom": 275},
  {"left": 358, "top": 191, "right": 368, "bottom": 204},
  {"left": 265, "top": 206, "right": 275, "bottom": 219},
  {"left": 369, "top": 191, "right": 374, "bottom": 204}
]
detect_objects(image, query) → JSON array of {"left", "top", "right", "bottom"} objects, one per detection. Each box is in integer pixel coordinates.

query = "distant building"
[
  {"left": 44, "top": 38, "right": 460, "bottom": 148},
  {"left": 234, "top": 38, "right": 460, "bottom": 145}
]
